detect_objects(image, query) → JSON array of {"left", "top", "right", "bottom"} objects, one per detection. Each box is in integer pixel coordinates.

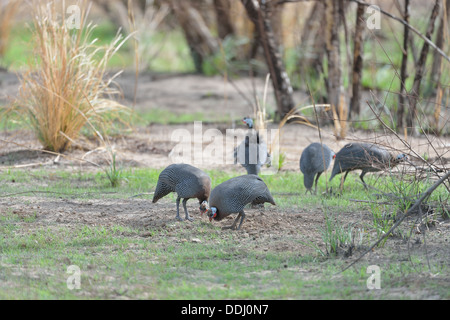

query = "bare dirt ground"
[
  {"left": 1, "top": 71, "right": 449, "bottom": 298},
  {"left": 2, "top": 71, "right": 449, "bottom": 170}
]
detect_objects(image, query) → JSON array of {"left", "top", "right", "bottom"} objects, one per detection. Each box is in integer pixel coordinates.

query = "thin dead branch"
[
  {"left": 397, "top": 0, "right": 410, "bottom": 132},
  {"left": 342, "top": 170, "right": 450, "bottom": 273},
  {"left": 348, "top": 0, "right": 450, "bottom": 63},
  {"left": 406, "top": 0, "right": 441, "bottom": 136},
  {"left": 349, "top": 4, "right": 365, "bottom": 119},
  {"left": 0, "top": 138, "right": 101, "bottom": 169},
  {"left": 241, "top": 0, "right": 295, "bottom": 119},
  {"left": 366, "top": 101, "right": 450, "bottom": 192}
]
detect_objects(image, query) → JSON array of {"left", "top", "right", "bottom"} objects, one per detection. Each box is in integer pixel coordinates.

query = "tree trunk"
[
  {"left": 249, "top": 0, "right": 283, "bottom": 62},
  {"left": 397, "top": 0, "right": 410, "bottom": 133},
  {"left": 249, "top": 27, "right": 261, "bottom": 60},
  {"left": 298, "top": 1, "right": 326, "bottom": 76},
  {"left": 324, "top": 0, "right": 347, "bottom": 138},
  {"left": 268, "top": 0, "right": 283, "bottom": 47},
  {"left": 431, "top": 0, "right": 449, "bottom": 135},
  {"left": 430, "top": 0, "right": 449, "bottom": 83},
  {"left": 325, "top": 0, "right": 341, "bottom": 111},
  {"left": 241, "top": 0, "right": 295, "bottom": 119},
  {"left": 349, "top": 3, "right": 364, "bottom": 119},
  {"left": 213, "top": 0, "right": 235, "bottom": 40},
  {"left": 167, "top": 0, "right": 219, "bottom": 73},
  {"left": 406, "top": 0, "right": 440, "bottom": 135}
]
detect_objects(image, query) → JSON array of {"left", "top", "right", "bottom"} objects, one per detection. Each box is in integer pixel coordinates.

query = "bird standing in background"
[
  {"left": 234, "top": 117, "right": 271, "bottom": 175},
  {"left": 329, "top": 143, "right": 407, "bottom": 190},
  {"left": 300, "top": 143, "right": 335, "bottom": 194},
  {"left": 152, "top": 163, "right": 211, "bottom": 221},
  {"left": 207, "top": 174, "right": 276, "bottom": 230}
]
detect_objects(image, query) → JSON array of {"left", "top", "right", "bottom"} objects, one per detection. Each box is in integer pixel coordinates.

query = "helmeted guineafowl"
[
  {"left": 152, "top": 163, "right": 211, "bottom": 221},
  {"left": 234, "top": 117, "right": 271, "bottom": 175},
  {"left": 300, "top": 143, "right": 336, "bottom": 194},
  {"left": 329, "top": 143, "right": 407, "bottom": 190},
  {"left": 206, "top": 174, "right": 276, "bottom": 230}
]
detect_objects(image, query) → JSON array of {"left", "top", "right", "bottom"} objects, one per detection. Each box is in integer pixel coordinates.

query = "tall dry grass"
[
  {"left": 330, "top": 91, "right": 348, "bottom": 140},
  {"left": 251, "top": 74, "right": 332, "bottom": 171},
  {"left": 15, "top": 0, "right": 130, "bottom": 152}
]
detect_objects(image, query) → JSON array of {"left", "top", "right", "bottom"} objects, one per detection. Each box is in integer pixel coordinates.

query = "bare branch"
[
  {"left": 366, "top": 101, "right": 449, "bottom": 187},
  {"left": 406, "top": 0, "right": 441, "bottom": 134},
  {"left": 348, "top": 0, "right": 450, "bottom": 63},
  {"left": 341, "top": 170, "right": 450, "bottom": 273},
  {"left": 397, "top": 0, "right": 410, "bottom": 132}
]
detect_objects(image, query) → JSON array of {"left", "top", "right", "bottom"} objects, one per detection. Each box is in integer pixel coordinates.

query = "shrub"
[{"left": 15, "top": 1, "right": 130, "bottom": 152}]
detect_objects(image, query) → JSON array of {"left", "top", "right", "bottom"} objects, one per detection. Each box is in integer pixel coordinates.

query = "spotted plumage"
[
  {"left": 152, "top": 163, "right": 211, "bottom": 221},
  {"left": 207, "top": 175, "right": 276, "bottom": 230},
  {"left": 234, "top": 117, "right": 271, "bottom": 175},
  {"left": 329, "top": 143, "right": 407, "bottom": 189},
  {"left": 300, "top": 143, "right": 335, "bottom": 194}
]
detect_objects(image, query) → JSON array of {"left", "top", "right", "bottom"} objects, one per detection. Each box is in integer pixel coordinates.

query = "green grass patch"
[
  {"left": 0, "top": 168, "right": 447, "bottom": 210},
  {"left": 0, "top": 23, "right": 194, "bottom": 73},
  {"left": 131, "top": 109, "right": 229, "bottom": 126},
  {"left": 1, "top": 22, "right": 134, "bottom": 70},
  {"left": 0, "top": 219, "right": 447, "bottom": 299},
  {"left": 0, "top": 166, "right": 448, "bottom": 299}
]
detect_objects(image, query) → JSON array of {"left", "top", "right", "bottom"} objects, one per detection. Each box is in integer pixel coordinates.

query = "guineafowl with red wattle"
[
  {"left": 329, "top": 143, "right": 407, "bottom": 190},
  {"left": 206, "top": 174, "right": 276, "bottom": 230}
]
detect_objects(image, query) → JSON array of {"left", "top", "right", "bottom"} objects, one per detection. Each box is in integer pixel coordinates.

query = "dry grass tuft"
[
  {"left": 14, "top": 0, "right": 130, "bottom": 153},
  {"left": 331, "top": 92, "right": 348, "bottom": 140}
]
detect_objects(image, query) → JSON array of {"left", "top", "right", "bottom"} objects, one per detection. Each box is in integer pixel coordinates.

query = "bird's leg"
[
  {"left": 340, "top": 171, "right": 349, "bottom": 192},
  {"left": 223, "top": 211, "right": 247, "bottom": 231},
  {"left": 175, "top": 196, "right": 183, "bottom": 221},
  {"left": 182, "top": 198, "right": 193, "bottom": 221},
  {"left": 224, "top": 212, "right": 243, "bottom": 230},
  {"left": 236, "top": 211, "right": 246, "bottom": 230},
  {"left": 342, "top": 171, "right": 350, "bottom": 184},
  {"left": 222, "top": 212, "right": 240, "bottom": 230},
  {"left": 229, "top": 211, "right": 246, "bottom": 230},
  {"left": 360, "top": 171, "right": 368, "bottom": 190},
  {"left": 314, "top": 172, "right": 323, "bottom": 194}
]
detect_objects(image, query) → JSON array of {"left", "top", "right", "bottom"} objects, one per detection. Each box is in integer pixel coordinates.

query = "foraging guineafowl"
[
  {"left": 329, "top": 143, "right": 407, "bottom": 190},
  {"left": 234, "top": 117, "right": 271, "bottom": 175},
  {"left": 300, "top": 143, "right": 336, "bottom": 194},
  {"left": 207, "top": 174, "right": 276, "bottom": 230},
  {"left": 152, "top": 163, "right": 211, "bottom": 221}
]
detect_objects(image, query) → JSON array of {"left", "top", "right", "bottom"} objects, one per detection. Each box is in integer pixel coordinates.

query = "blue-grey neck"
[{"left": 244, "top": 118, "right": 254, "bottom": 129}]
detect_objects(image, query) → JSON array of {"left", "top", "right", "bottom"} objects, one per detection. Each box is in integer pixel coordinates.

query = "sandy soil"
[{"left": 2, "top": 71, "right": 449, "bottom": 170}]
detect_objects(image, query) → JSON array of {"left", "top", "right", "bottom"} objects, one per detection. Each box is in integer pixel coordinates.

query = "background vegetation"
[{"left": 0, "top": 0, "right": 448, "bottom": 300}]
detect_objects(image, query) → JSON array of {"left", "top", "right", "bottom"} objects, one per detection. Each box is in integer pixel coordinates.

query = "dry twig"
[{"left": 342, "top": 170, "right": 450, "bottom": 272}]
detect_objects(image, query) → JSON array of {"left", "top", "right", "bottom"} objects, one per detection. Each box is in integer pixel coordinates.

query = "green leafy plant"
[
  {"left": 202, "top": 36, "right": 254, "bottom": 77},
  {"left": 368, "top": 199, "right": 396, "bottom": 247},
  {"left": 320, "top": 208, "right": 362, "bottom": 257},
  {"left": 104, "top": 150, "right": 122, "bottom": 188}
]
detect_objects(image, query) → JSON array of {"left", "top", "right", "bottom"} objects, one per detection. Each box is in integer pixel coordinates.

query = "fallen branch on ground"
[{"left": 341, "top": 170, "right": 450, "bottom": 272}]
